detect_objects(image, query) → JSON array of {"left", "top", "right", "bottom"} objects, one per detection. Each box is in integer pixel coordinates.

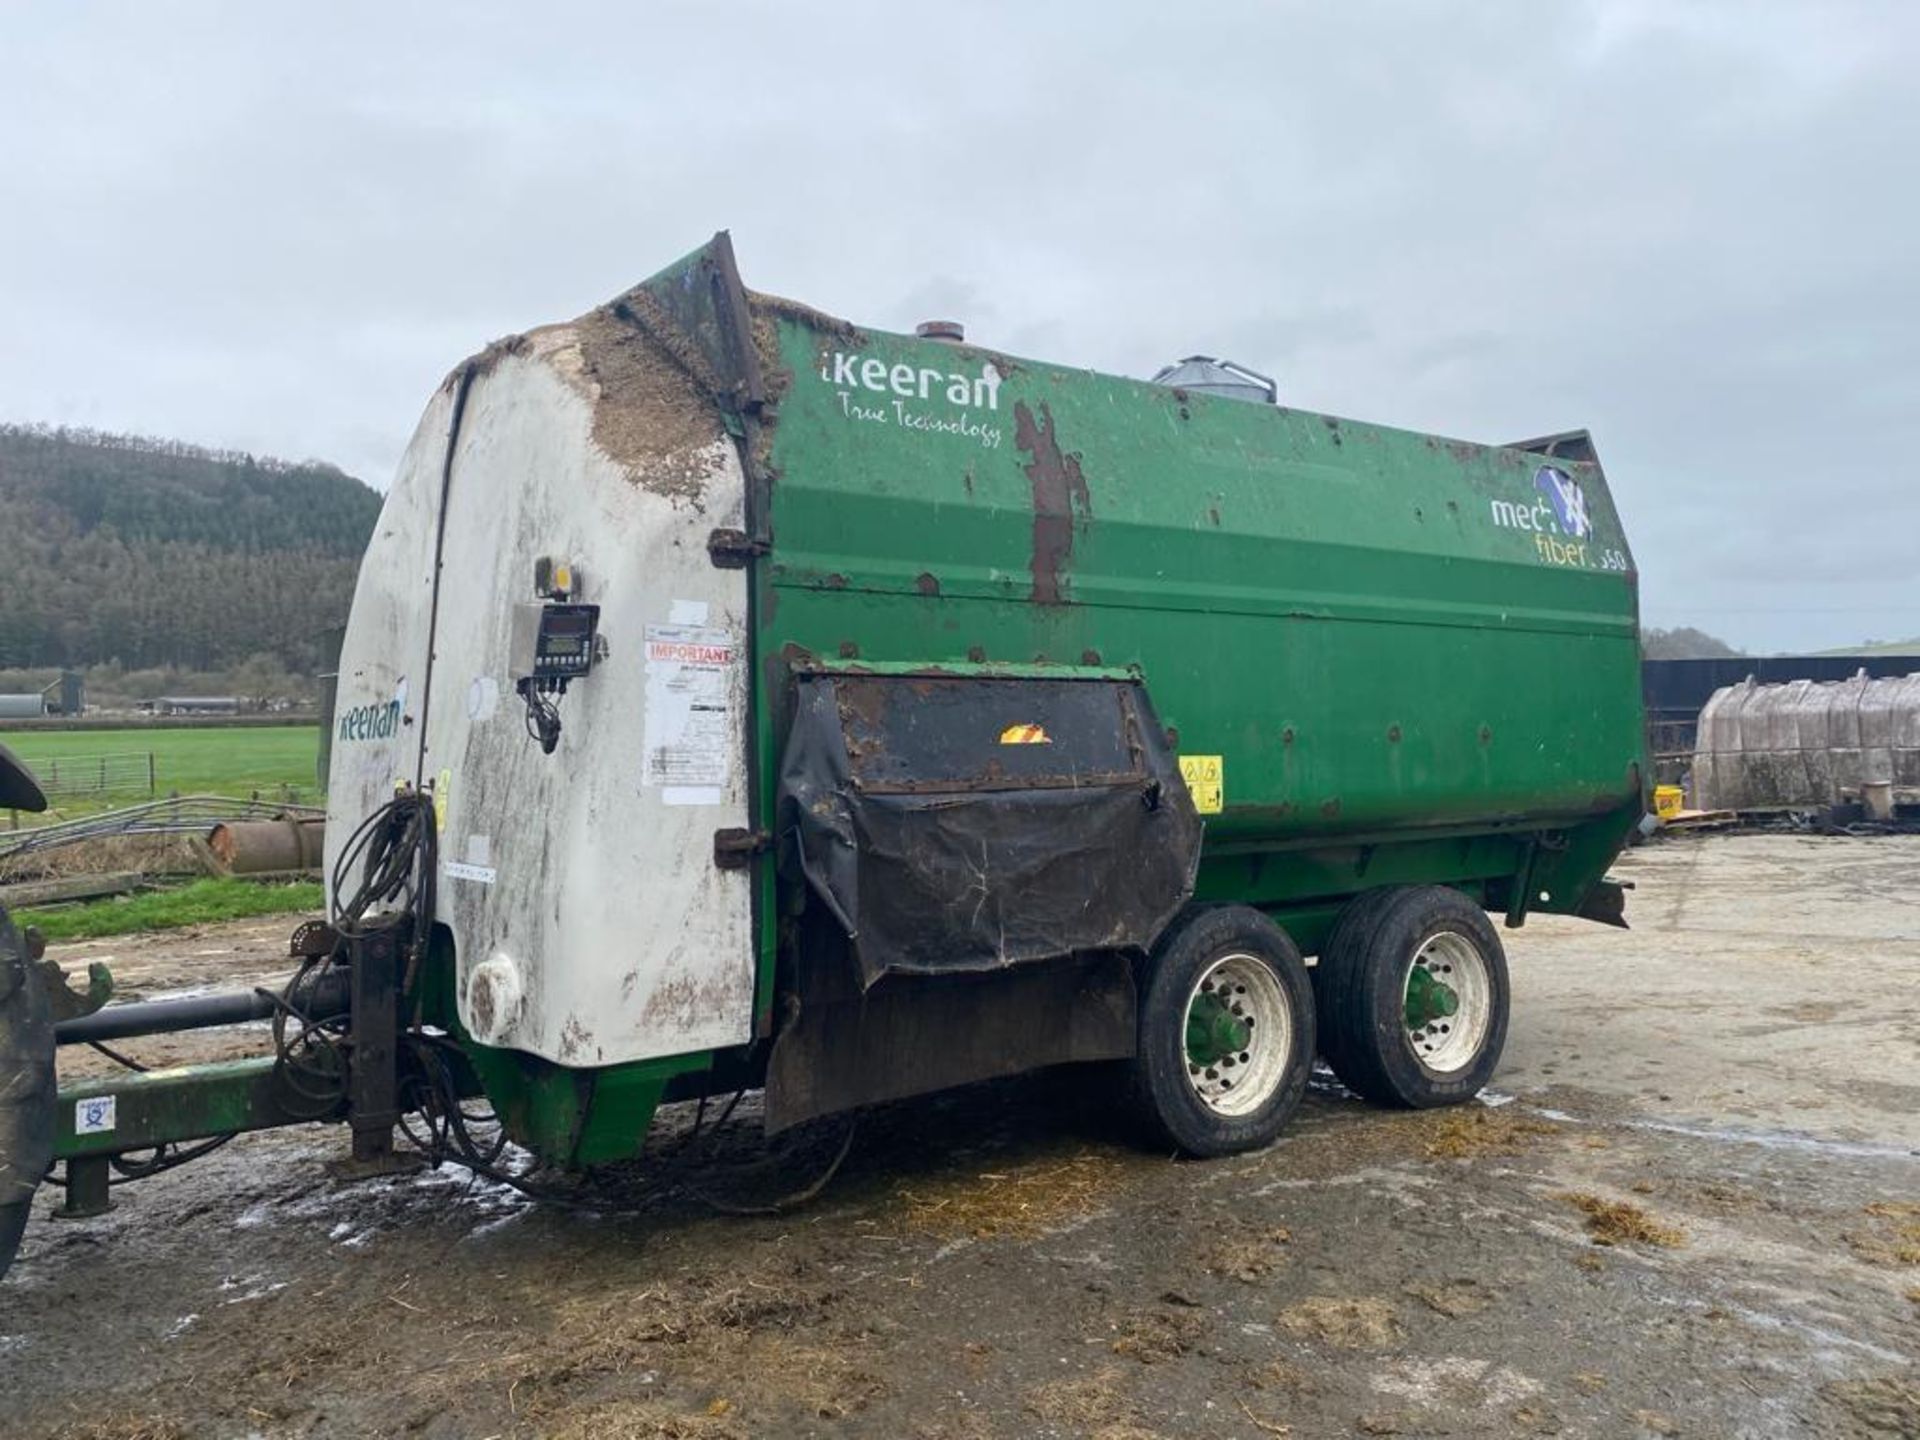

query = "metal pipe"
[{"left": 55, "top": 971, "right": 348, "bottom": 1045}]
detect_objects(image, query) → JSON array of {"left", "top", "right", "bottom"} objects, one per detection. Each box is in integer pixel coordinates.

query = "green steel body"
[
  {"left": 749, "top": 300, "right": 1645, "bottom": 995},
  {"left": 48, "top": 241, "right": 1644, "bottom": 1173}
]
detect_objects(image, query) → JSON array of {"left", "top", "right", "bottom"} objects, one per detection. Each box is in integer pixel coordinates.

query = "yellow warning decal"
[
  {"left": 1179, "top": 754, "right": 1224, "bottom": 814},
  {"left": 999, "top": 723, "right": 1052, "bottom": 745}
]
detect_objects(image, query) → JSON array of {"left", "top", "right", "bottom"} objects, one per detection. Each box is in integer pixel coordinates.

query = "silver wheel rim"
[
  {"left": 1183, "top": 952, "right": 1293, "bottom": 1116},
  {"left": 1405, "top": 930, "right": 1492, "bottom": 1074}
]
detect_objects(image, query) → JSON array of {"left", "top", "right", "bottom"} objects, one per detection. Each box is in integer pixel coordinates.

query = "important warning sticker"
[
  {"left": 1178, "top": 754, "right": 1224, "bottom": 815},
  {"left": 643, "top": 623, "right": 736, "bottom": 804}
]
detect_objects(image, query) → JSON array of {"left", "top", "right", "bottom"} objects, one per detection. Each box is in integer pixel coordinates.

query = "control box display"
[{"left": 509, "top": 602, "right": 600, "bottom": 683}]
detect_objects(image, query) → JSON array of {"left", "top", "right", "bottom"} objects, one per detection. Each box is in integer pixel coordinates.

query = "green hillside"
[
  {"left": 0, "top": 423, "right": 380, "bottom": 673},
  {"left": 1811, "top": 638, "right": 1920, "bottom": 657}
]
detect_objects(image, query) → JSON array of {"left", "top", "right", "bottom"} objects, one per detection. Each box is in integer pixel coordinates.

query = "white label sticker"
[
  {"left": 465, "top": 833, "right": 492, "bottom": 866},
  {"left": 443, "top": 860, "right": 497, "bottom": 885},
  {"left": 466, "top": 675, "right": 500, "bottom": 721},
  {"left": 668, "top": 598, "right": 710, "bottom": 625},
  {"left": 75, "top": 1095, "right": 117, "bottom": 1135},
  {"left": 643, "top": 624, "right": 736, "bottom": 801},
  {"left": 663, "top": 786, "right": 724, "bottom": 808}
]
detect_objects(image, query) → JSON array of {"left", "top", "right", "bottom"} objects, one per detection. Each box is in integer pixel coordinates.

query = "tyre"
[
  {"left": 1314, "top": 885, "right": 1509, "bottom": 1108},
  {"left": 1129, "top": 905, "right": 1314, "bottom": 1157},
  {"left": 1308, "top": 886, "right": 1399, "bottom": 1082},
  {"left": 0, "top": 905, "right": 55, "bottom": 1283}
]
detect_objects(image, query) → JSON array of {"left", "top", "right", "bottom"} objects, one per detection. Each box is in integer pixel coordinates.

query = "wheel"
[
  {"left": 1314, "top": 885, "right": 1509, "bottom": 1108},
  {"left": 0, "top": 906, "right": 55, "bottom": 1282},
  {"left": 1129, "top": 905, "right": 1314, "bottom": 1157},
  {"left": 1308, "top": 886, "right": 1399, "bottom": 1082}
]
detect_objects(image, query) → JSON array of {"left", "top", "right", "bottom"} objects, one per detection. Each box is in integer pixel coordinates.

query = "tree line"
[{"left": 0, "top": 424, "right": 380, "bottom": 673}]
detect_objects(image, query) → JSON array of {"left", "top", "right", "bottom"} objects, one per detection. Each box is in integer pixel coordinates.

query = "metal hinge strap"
[
  {"left": 712, "top": 827, "right": 772, "bottom": 869},
  {"left": 707, "top": 528, "right": 770, "bottom": 569}
]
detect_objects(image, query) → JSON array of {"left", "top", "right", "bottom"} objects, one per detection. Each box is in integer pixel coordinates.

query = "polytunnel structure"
[{"left": 1691, "top": 671, "right": 1920, "bottom": 811}]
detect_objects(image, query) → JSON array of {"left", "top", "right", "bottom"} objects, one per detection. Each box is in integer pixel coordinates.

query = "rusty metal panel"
[{"left": 764, "top": 946, "right": 1136, "bottom": 1133}]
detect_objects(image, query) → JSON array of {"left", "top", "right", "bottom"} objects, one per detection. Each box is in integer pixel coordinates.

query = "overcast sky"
[{"left": 4, "top": 2, "right": 1915, "bottom": 653}]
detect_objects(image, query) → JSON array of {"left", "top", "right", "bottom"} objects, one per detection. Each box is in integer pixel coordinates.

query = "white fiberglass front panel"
[
  {"left": 333, "top": 325, "right": 755, "bottom": 1067},
  {"left": 325, "top": 387, "right": 455, "bottom": 876}
]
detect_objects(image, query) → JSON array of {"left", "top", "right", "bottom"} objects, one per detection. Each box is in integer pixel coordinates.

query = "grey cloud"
[{"left": 2, "top": 0, "right": 1914, "bottom": 652}]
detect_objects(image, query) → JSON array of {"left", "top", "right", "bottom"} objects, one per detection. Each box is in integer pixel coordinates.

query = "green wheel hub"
[
  {"left": 1186, "top": 992, "right": 1252, "bottom": 1067},
  {"left": 1404, "top": 964, "right": 1460, "bottom": 1031}
]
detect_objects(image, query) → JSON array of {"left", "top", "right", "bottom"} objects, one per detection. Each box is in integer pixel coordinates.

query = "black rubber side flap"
[{"left": 778, "top": 673, "right": 1203, "bottom": 987}]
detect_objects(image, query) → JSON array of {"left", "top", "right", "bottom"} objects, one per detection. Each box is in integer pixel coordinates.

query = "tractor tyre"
[{"left": 0, "top": 903, "right": 55, "bottom": 1283}]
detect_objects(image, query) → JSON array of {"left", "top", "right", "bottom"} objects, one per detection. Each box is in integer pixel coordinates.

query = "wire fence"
[
  {"left": 0, "top": 794, "right": 324, "bottom": 864},
  {"left": 22, "top": 751, "right": 155, "bottom": 801}
]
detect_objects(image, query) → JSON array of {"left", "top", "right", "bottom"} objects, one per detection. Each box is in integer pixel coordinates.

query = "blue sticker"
[{"left": 1534, "top": 466, "right": 1592, "bottom": 540}]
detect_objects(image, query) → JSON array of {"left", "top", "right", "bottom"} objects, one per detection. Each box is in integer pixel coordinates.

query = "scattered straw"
[
  {"left": 491, "top": 1272, "right": 879, "bottom": 1435},
  {"left": 46, "top": 1419, "right": 187, "bottom": 1440},
  {"left": 1200, "top": 1225, "right": 1293, "bottom": 1282},
  {"left": 1557, "top": 1193, "right": 1687, "bottom": 1248},
  {"left": 536, "top": 1400, "right": 748, "bottom": 1440},
  {"left": 1422, "top": 1109, "right": 1559, "bottom": 1159},
  {"left": 1239, "top": 1397, "right": 1293, "bottom": 1435},
  {"left": 746, "top": 1341, "right": 885, "bottom": 1420},
  {"left": 1406, "top": 1279, "right": 1491, "bottom": 1318},
  {"left": 895, "top": 1148, "right": 1131, "bottom": 1241},
  {"left": 1821, "top": 1375, "right": 1920, "bottom": 1436},
  {"left": 1866, "top": 1201, "right": 1920, "bottom": 1221},
  {"left": 1276, "top": 1296, "right": 1402, "bottom": 1349},
  {"left": 1109, "top": 1305, "right": 1206, "bottom": 1364},
  {"left": 1246, "top": 1359, "right": 1315, "bottom": 1395},
  {"left": 1023, "top": 1368, "right": 1157, "bottom": 1440},
  {"left": 1843, "top": 1201, "right": 1920, "bottom": 1266}
]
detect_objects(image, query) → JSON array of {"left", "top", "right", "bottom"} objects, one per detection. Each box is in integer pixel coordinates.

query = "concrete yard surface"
[{"left": 2, "top": 832, "right": 1917, "bottom": 1438}]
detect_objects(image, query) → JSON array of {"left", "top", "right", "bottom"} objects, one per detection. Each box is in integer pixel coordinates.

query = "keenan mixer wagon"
[{"left": 0, "top": 234, "right": 1646, "bottom": 1277}]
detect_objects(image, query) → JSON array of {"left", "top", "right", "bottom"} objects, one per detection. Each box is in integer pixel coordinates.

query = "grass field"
[
  {"left": 17, "top": 877, "right": 324, "bottom": 940},
  {"left": 3, "top": 725, "right": 322, "bottom": 818}
]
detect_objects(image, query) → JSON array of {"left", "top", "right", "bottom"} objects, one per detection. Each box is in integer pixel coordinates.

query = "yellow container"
[{"left": 1653, "top": 785, "right": 1684, "bottom": 821}]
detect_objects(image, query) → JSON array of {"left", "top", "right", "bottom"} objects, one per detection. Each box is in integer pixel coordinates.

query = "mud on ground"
[{"left": 4, "top": 834, "right": 1917, "bottom": 1438}]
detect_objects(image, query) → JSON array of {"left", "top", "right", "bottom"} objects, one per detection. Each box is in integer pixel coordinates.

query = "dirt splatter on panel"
[
  {"left": 571, "top": 305, "right": 728, "bottom": 500},
  {"left": 1014, "top": 399, "right": 1092, "bottom": 606}
]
